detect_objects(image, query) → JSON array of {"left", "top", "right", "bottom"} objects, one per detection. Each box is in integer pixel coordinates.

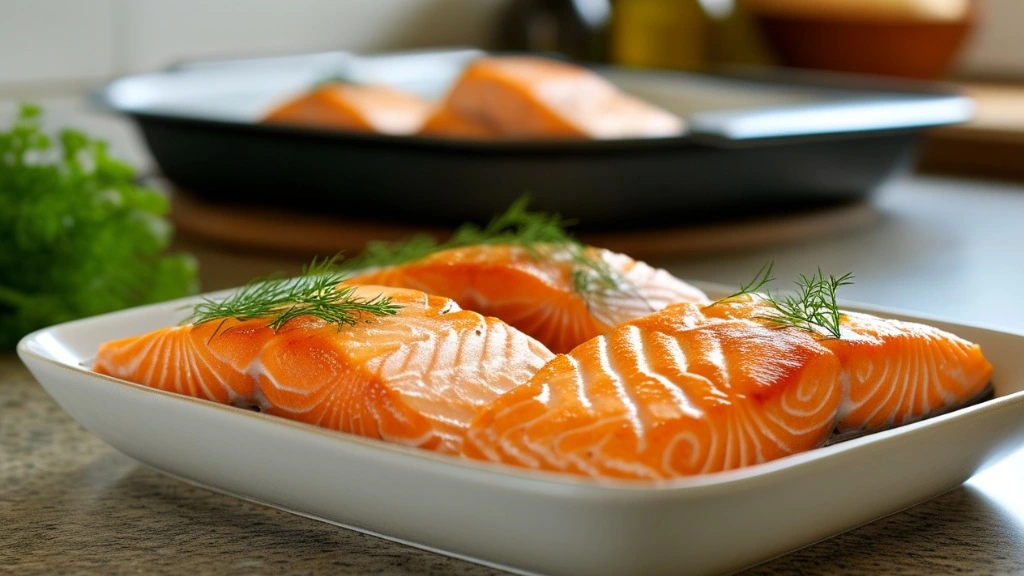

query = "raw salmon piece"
[
  {"left": 348, "top": 244, "right": 708, "bottom": 354},
  {"left": 702, "top": 295, "right": 994, "bottom": 435},
  {"left": 95, "top": 286, "right": 554, "bottom": 454},
  {"left": 262, "top": 84, "right": 432, "bottom": 135},
  {"left": 419, "top": 106, "right": 499, "bottom": 139},
  {"left": 463, "top": 314, "right": 843, "bottom": 480},
  {"left": 95, "top": 318, "right": 276, "bottom": 405},
  {"left": 427, "top": 56, "right": 684, "bottom": 139},
  {"left": 820, "top": 311, "right": 993, "bottom": 436}
]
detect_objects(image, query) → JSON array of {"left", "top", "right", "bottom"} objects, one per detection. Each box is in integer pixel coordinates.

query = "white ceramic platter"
[{"left": 17, "top": 286, "right": 1024, "bottom": 576}]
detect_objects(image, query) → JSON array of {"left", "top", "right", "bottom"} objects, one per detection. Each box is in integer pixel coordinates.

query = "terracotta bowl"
[{"left": 755, "top": 14, "right": 975, "bottom": 80}]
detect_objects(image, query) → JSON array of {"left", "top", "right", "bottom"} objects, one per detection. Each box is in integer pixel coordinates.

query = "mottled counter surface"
[{"left": 3, "top": 352, "right": 1024, "bottom": 575}]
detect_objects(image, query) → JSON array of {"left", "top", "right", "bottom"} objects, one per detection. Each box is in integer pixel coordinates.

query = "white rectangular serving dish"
[{"left": 18, "top": 286, "right": 1024, "bottom": 576}]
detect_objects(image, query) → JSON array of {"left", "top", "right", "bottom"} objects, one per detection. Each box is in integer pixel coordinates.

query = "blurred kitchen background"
[
  {"left": 3, "top": 0, "right": 1024, "bottom": 292},
  {"left": 3, "top": 0, "right": 1020, "bottom": 90},
  {"left": 3, "top": 0, "right": 1020, "bottom": 177}
]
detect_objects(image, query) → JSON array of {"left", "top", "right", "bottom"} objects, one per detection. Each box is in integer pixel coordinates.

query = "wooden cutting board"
[{"left": 170, "top": 189, "right": 877, "bottom": 261}]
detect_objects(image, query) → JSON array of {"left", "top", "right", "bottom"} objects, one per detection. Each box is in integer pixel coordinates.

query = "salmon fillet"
[
  {"left": 702, "top": 295, "right": 994, "bottom": 436},
  {"left": 462, "top": 313, "right": 844, "bottom": 480},
  {"left": 95, "top": 285, "right": 554, "bottom": 453},
  {"left": 420, "top": 56, "right": 684, "bottom": 139},
  {"left": 465, "top": 296, "right": 993, "bottom": 479},
  {"left": 262, "top": 84, "right": 432, "bottom": 135},
  {"left": 419, "top": 106, "right": 500, "bottom": 139},
  {"left": 347, "top": 244, "right": 708, "bottom": 354}
]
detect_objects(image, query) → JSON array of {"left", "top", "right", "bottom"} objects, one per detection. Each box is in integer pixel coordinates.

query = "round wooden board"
[{"left": 170, "top": 190, "right": 878, "bottom": 261}]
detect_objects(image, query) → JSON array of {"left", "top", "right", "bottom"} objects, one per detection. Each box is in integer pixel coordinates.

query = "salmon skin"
[
  {"left": 464, "top": 298, "right": 993, "bottom": 480},
  {"left": 419, "top": 56, "right": 685, "bottom": 140},
  {"left": 262, "top": 83, "right": 432, "bottom": 135},
  {"left": 347, "top": 244, "right": 708, "bottom": 354},
  {"left": 94, "top": 286, "right": 554, "bottom": 454}
]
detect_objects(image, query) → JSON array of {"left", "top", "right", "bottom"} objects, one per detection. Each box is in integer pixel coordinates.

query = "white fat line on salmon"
[
  {"left": 182, "top": 340, "right": 196, "bottom": 398},
  {"left": 480, "top": 317, "right": 510, "bottom": 378},
  {"left": 594, "top": 336, "right": 647, "bottom": 452},
  {"left": 723, "top": 407, "right": 742, "bottom": 469},
  {"left": 464, "top": 429, "right": 502, "bottom": 463},
  {"left": 498, "top": 432, "right": 544, "bottom": 469},
  {"left": 381, "top": 423, "right": 445, "bottom": 450},
  {"left": 588, "top": 294, "right": 652, "bottom": 328},
  {"left": 841, "top": 356, "right": 891, "bottom": 420},
  {"left": 588, "top": 432, "right": 661, "bottom": 480},
  {"left": 421, "top": 328, "right": 455, "bottom": 380},
  {"left": 704, "top": 335, "right": 730, "bottom": 390},
  {"left": 487, "top": 389, "right": 560, "bottom": 468},
  {"left": 149, "top": 332, "right": 171, "bottom": 388},
  {"left": 662, "top": 431, "right": 702, "bottom": 476},
  {"left": 699, "top": 412, "right": 722, "bottom": 475},
  {"left": 183, "top": 340, "right": 203, "bottom": 400},
  {"left": 634, "top": 329, "right": 702, "bottom": 419},
  {"left": 937, "top": 345, "right": 966, "bottom": 406},
  {"left": 183, "top": 338, "right": 202, "bottom": 400},
  {"left": 742, "top": 408, "right": 772, "bottom": 467},
  {"left": 775, "top": 385, "right": 839, "bottom": 435},
  {"left": 169, "top": 332, "right": 182, "bottom": 394},
  {"left": 567, "top": 356, "right": 593, "bottom": 411},
  {"left": 242, "top": 358, "right": 284, "bottom": 414},
  {"left": 860, "top": 353, "right": 904, "bottom": 430},
  {"left": 513, "top": 409, "right": 592, "bottom": 471},
  {"left": 534, "top": 382, "right": 550, "bottom": 405},
  {"left": 523, "top": 429, "right": 598, "bottom": 474},
  {"left": 446, "top": 324, "right": 475, "bottom": 379},
  {"left": 928, "top": 339, "right": 956, "bottom": 412},
  {"left": 550, "top": 416, "right": 632, "bottom": 474},
  {"left": 743, "top": 402, "right": 797, "bottom": 461},
  {"left": 891, "top": 348, "right": 917, "bottom": 428},
  {"left": 777, "top": 372, "right": 840, "bottom": 422},
  {"left": 908, "top": 340, "right": 929, "bottom": 420},
  {"left": 116, "top": 332, "right": 160, "bottom": 376},
  {"left": 196, "top": 342, "right": 243, "bottom": 403}
]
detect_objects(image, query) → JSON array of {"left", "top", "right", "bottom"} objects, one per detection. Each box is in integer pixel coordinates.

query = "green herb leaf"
[
  {"left": 344, "top": 196, "right": 631, "bottom": 302},
  {"left": 764, "top": 269, "right": 854, "bottom": 339},
  {"left": 714, "top": 262, "right": 854, "bottom": 339},
  {"left": 0, "top": 103, "right": 198, "bottom": 349},
  {"left": 187, "top": 256, "right": 401, "bottom": 333}
]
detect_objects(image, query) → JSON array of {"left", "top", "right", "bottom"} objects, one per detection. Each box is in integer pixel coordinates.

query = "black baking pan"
[{"left": 96, "top": 49, "right": 972, "bottom": 230}]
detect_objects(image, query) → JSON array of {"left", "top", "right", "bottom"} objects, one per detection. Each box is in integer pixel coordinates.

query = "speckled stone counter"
[{"left": 3, "top": 353, "right": 1024, "bottom": 575}]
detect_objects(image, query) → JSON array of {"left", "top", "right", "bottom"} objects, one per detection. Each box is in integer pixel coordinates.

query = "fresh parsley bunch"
[{"left": 0, "top": 104, "right": 198, "bottom": 349}]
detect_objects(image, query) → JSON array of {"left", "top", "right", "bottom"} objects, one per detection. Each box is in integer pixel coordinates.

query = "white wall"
[
  {"left": 956, "top": 0, "right": 1024, "bottom": 77},
  {"left": 0, "top": 0, "right": 510, "bottom": 86},
  {"left": 0, "top": 0, "right": 1019, "bottom": 87}
]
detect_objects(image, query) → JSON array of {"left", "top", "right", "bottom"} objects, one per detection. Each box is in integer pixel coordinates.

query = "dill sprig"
[
  {"left": 186, "top": 256, "right": 401, "bottom": 334},
  {"left": 570, "top": 247, "right": 622, "bottom": 297},
  {"left": 716, "top": 262, "right": 854, "bottom": 339},
  {"left": 445, "top": 195, "right": 576, "bottom": 248},
  {"left": 765, "top": 269, "right": 854, "bottom": 339},
  {"left": 345, "top": 196, "right": 630, "bottom": 300},
  {"left": 720, "top": 260, "right": 776, "bottom": 302}
]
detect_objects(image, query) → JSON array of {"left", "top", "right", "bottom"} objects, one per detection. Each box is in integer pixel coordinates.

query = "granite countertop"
[{"left": 3, "top": 352, "right": 1024, "bottom": 574}]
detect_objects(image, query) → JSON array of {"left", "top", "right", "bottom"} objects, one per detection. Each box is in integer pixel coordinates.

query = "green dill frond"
[
  {"left": 186, "top": 255, "right": 401, "bottom": 334},
  {"left": 345, "top": 196, "right": 633, "bottom": 301},
  {"left": 713, "top": 262, "right": 854, "bottom": 339},
  {"left": 764, "top": 269, "right": 853, "bottom": 339},
  {"left": 705, "top": 261, "right": 776, "bottom": 309},
  {"left": 345, "top": 234, "right": 440, "bottom": 271}
]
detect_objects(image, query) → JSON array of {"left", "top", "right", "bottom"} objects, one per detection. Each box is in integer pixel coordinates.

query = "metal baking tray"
[{"left": 97, "top": 48, "right": 972, "bottom": 230}]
